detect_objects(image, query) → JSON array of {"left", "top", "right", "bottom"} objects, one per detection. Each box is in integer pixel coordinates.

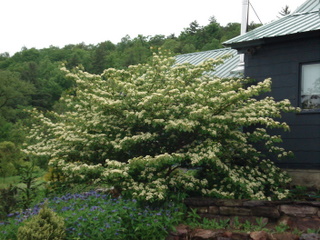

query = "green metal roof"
[
  {"left": 224, "top": 0, "right": 320, "bottom": 47},
  {"left": 175, "top": 48, "right": 240, "bottom": 78},
  {"left": 294, "top": 0, "right": 320, "bottom": 13}
]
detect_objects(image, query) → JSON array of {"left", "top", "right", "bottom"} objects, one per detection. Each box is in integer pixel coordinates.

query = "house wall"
[{"left": 243, "top": 36, "right": 320, "bottom": 171}]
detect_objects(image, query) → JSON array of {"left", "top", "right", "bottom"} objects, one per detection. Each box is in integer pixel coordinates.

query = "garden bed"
[
  {"left": 167, "top": 225, "right": 320, "bottom": 240},
  {"left": 166, "top": 197, "right": 320, "bottom": 240},
  {"left": 184, "top": 197, "right": 320, "bottom": 230}
]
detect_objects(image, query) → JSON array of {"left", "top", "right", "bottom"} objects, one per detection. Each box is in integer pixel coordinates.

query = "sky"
[{"left": 1, "top": 0, "right": 306, "bottom": 56}]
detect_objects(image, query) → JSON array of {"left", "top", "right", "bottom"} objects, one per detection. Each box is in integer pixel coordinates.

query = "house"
[{"left": 176, "top": 0, "right": 320, "bottom": 187}]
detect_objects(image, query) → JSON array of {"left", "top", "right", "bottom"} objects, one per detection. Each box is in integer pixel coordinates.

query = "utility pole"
[
  {"left": 231, "top": 0, "right": 250, "bottom": 74},
  {"left": 241, "top": 0, "right": 249, "bottom": 35},
  {"left": 237, "top": 0, "right": 249, "bottom": 73}
]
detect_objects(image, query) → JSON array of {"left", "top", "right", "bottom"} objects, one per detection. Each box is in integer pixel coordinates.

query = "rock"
[
  {"left": 184, "top": 198, "right": 216, "bottom": 207},
  {"left": 217, "top": 237, "right": 232, "bottom": 240},
  {"left": 250, "top": 231, "right": 269, "bottom": 240},
  {"left": 220, "top": 207, "right": 251, "bottom": 216},
  {"left": 215, "top": 199, "right": 244, "bottom": 207},
  {"left": 299, "top": 233, "right": 320, "bottom": 240},
  {"left": 272, "top": 200, "right": 294, "bottom": 205},
  {"left": 223, "top": 231, "right": 233, "bottom": 238},
  {"left": 228, "top": 232, "right": 250, "bottom": 240},
  {"left": 296, "top": 201, "right": 320, "bottom": 208},
  {"left": 279, "top": 205, "right": 318, "bottom": 217},
  {"left": 252, "top": 206, "right": 280, "bottom": 219},
  {"left": 278, "top": 215, "right": 291, "bottom": 226},
  {"left": 209, "top": 206, "right": 219, "bottom": 214},
  {"left": 296, "top": 217, "right": 320, "bottom": 231},
  {"left": 167, "top": 224, "right": 190, "bottom": 240},
  {"left": 196, "top": 207, "right": 209, "bottom": 214},
  {"left": 270, "top": 233, "right": 299, "bottom": 240},
  {"left": 278, "top": 216, "right": 320, "bottom": 231},
  {"left": 243, "top": 201, "right": 268, "bottom": 207},
  {"left": 191, "top": 229, "right": 224, "bottom": 239}
]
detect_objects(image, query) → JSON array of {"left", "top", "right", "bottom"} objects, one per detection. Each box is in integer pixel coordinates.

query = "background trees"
[
  {"left": 0, "top": 17, "right": 262, "bottom": 178},
  {"left": 0, "top": 70, "right": 35, "bottom": 121},
  {"left": 0, "top": 141, "right": 23, "bottom": 180}
]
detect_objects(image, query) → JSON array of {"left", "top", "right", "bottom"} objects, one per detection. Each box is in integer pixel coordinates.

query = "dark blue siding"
[{"left": 244, "top": 36, "right": 320, "bottom": 169}]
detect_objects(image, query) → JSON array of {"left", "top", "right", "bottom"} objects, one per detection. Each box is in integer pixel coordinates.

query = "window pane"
[{"left": 301, "top": 63, "right": 320, "bottom": 109}]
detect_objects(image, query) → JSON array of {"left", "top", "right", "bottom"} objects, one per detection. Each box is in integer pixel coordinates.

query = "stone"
[
  {"left": 299, "top": 233, "right": 320, "bottom": 240},
  {"left": 308, "top": 202, "right": 320, "bottom": 208},
  {"left": 252, "top": 206, "right": 280, "bottom": 219},
  {"left": 196, "top": 207, "right": 209, "bottom": 214},
  {"left": 279, "top": 205, "right": 318, "bottom": 217},
  {"left": 217, "top": 237, "right": 232, "bottom": 240},
  {"left": 223, "top": 232, "right": 233, "bottom": 238},
  {"left": 278, "top": 216, "right": 320, "bottom": 231},
  {"left": 272, "top": 200, "right": 294, "bottom": 205},
  {"left": 295, "top": 217, "right": 320, "bottom": 232},
  {"left": 270, "top": 233, "right": 299, "bottom": 240},
  {"left": 184, "top": 198, "right": 216, "bottom": 207},
  {"left": 215, "top": 199, "right": 244, "bottom": 207},
  {"left": 243, "top": 200, "right": 268, "bottom": 207},
  {"left": 220, "top": 207, "right": 251, "bottom": 216},
  {"left": 167, "top": 224, "right": 189, "bottom": 240},
  {"left": 209, "top": 206, "right": 219, "bottom": 214},
  {"left": 295, "top": 201, "right": 319, "bottom": 206},
  {"left": 277, "top": 215, "right": 290, "bottom": 226},
  {"left": 191, "top": 229, "right": 224, "bottom": 239},
  {"left": 250, "top": 231, "right": 269, "bottom": 240},
  {"left": 228, "top": 232, "right": 250, "bottom": 240}
]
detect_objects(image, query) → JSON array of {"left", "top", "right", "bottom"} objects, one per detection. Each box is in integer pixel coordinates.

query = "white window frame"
[{"left": 300, "top": 62, "right": 320, "bottom": 110}]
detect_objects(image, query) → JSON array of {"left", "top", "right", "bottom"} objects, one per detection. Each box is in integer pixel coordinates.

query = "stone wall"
[
  {"left": 183, "top": 198, "right": 320, "bottom": 231},
  {"left": 286, "top": 169, "right": 320, "bottom": 188}
]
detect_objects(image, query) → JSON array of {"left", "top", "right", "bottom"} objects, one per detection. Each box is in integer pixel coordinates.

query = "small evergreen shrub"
[{"left": 17, "top": 201, "right": 65, "bottom": 240}]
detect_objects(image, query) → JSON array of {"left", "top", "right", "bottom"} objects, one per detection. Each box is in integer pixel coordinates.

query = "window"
[{"left": 301, "top": 63, "right": 320, "bottom": 110}]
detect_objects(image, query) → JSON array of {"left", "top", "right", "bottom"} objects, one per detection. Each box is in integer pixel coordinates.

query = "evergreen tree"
[{"left": 279, "top": 5, "right": 291, "bottom": 17}]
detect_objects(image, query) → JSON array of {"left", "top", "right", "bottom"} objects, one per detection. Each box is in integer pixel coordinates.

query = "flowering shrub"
[{"left": 24, "top": 50, "right": 297, "bottom": 201}]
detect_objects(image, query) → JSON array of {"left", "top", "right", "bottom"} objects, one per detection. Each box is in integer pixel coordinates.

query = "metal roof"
[
  {"left": 294, "top": 0, "right": 320, "bottom": 13},
  {"left": 175, "top": 48, "right": 240, "bottom": 78},
  {"left": 224, "top": 0, "right": 320, "bottom": 47}
]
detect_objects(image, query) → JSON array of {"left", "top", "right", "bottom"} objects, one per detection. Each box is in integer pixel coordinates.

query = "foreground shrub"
[
  {"left": 17, "top": 201, "right": 65, "bottom": 240},
  {"left": 24, "top": 50, "right": 297, "bottom": 201}
]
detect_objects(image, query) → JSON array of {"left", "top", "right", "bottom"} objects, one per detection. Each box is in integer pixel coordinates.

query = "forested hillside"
[{"left": 0, "top": 18, "right": 260, "bottom": 165}]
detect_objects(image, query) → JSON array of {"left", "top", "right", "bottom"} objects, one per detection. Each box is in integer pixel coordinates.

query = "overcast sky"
[{"left": 1, "top": 0, "right": 306, "bottom": 56}]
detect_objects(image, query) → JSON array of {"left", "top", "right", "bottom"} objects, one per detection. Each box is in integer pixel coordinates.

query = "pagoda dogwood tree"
[{"left": 25, "top": 50, "right": 297, "bottom": 201}]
